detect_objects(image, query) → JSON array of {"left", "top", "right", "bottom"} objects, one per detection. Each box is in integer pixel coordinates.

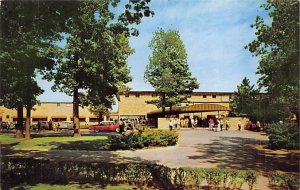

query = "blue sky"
[{"left": 37, "top": 0, "right": 267, "bottom": 103}]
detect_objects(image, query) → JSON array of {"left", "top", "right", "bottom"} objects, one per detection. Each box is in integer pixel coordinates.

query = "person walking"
[
  {"left": 37, "top": 120, "right": 41, "bottom": 132},
  {"left": 220, "top": 119, "right": 224, "bottom": 131},
  {"left": 238, "top": 120, "right": 242, "bottom": 131},
  {"left": 215, "top": 119, "right": 220, "bottom": 132},
  {"left": 209, "top": 118, "right": 214, "bottom": 131},
  {"left": 169, "top": 119, "right": 173, "bottom": 131},
  {"left": 225, "top": 119, "right": 230, "bottom": 130},
  {"left": 174, "top": 118, "right": 178, "bottom": 129}
]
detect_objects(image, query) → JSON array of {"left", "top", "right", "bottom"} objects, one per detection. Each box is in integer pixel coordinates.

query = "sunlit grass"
[
  {"left": 0, "top": 134, "right": 108, "bottom": 151},
  {"left": 0, "top": 134, "right": 19, "bottom": 144}
]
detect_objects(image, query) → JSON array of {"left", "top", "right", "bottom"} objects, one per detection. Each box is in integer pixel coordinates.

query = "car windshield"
[{"left": 99, "top": 122, "right": 114, "bottom": 126}]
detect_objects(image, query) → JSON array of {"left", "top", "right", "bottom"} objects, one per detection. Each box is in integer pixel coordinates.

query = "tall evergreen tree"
[
  {"left": 144, "top": 29, "right": 199, "bottom": 113},
  {"left": 230, "top": 77, "right": 258, "bottom": 117}
]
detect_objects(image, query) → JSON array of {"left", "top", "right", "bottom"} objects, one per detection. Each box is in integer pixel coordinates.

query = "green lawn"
[
  {"left": 0, "top": 134, "right": 109, "bottom": 151},
  {"left": 12, "top": 183, "right": 138, "bottom": 190}
]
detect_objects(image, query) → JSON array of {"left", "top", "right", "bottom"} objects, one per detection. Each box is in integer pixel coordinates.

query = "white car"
[{"left": 58, "top": 121, "right": 73, "bottom": 130}]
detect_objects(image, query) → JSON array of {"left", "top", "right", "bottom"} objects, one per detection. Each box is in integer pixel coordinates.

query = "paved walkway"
[{"left": 2, "top": 129, "right": 299, "bottom": 189}]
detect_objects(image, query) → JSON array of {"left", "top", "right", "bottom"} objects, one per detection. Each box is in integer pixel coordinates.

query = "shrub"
[
  {"left": 267, "top": 122, "right": 299, "bottom": 149},
  {"left": 269, "top": 172, "right": 299, "bottom": 190},
  {"left": 109, "top": 130, "right": 178, "bottom": 150},
  {"left": 243, "top": 171, "right": 258, "bottom": 190}
]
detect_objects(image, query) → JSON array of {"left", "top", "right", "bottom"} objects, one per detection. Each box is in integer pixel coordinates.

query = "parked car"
[
  {"left": 0, "top": 121, "right": 9, "bottom": 130},
  {"left": 88, "top": 121, "right": 120, "bottom": 132},
  {"left": 58, "top": 121, "right": 73, "bottom": 130}
]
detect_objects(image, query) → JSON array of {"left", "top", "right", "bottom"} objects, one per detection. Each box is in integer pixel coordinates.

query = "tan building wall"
[
  {"left": 118, "top": 92, "right": 158, "bottom": 117},
  {"left": 118, "top": 91, "right": 233, "bottom": 118},
  {"left": 0, "top": 102, "right": 100, "bottom": 124}
]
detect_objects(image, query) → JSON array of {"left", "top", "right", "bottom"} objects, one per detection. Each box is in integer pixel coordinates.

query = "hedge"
[
  {"left": 1, "top": 157, "right": 259, "bottom": 190},
  {"left": 109, "top": 130, "right": 178, "bottom": 150}
]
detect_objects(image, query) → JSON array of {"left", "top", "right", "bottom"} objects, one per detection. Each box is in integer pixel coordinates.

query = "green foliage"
[
  {"left": 246, "top": 0, "right": 300, "bottom": 123},
  {"left": 269, "top": 172, "right": 299, "bottom": 190},
  {"left": 267, "top": 122, "right": 299, "bottom": 149},
  {"left": 2, "top": 157, "right": 259, "bottom": 190},
  {"left": 144, "top": 29, "right": 199, "bottom": 112},
  {"left": 230, "top": 77, "right": 258, "bottom": 117},
  {"left": 109, "top": 130, "right": 179, "bottom": 150}
]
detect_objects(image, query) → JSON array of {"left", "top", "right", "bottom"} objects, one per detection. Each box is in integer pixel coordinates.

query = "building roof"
[
  {"left": 121, "top": 91, "right": 234, "bottom": 96},
  {"left": 147, "top": 103, "right": 230, "bottom": 116}
]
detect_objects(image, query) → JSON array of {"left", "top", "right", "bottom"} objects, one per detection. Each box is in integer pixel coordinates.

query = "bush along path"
[
  {"left": 1, "top": 157, "right": 262, "bottom": 190},
  {"left": 109, "top": 130, "right": 179, "bottom": 150}
]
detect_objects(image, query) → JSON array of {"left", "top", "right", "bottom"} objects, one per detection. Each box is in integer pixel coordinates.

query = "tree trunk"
[
  {"left": 25, "top": 102, "right": 31, "bottom": 140},
  {"left": 73, "top": 86, "right": 80, "bottom": 136},
  {"left": 99, "top": 111, "right": 103, "bottom": 122},
  {"left": 162, "top": 93, "right": 166, "bottom": 116},
  {"left": 16, "top": 105, "right": 24, "bottom": 139}
]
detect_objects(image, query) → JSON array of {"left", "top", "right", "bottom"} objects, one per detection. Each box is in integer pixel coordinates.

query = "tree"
[
  {"left": 144, "top": 29, "right": 199, "bottom": 113},
  {"left": 230, "top": 77, "right": 258, "bottom": 117},
  {"left": 245, "top": 0, "right": 299, "bottom": 124},
  {"left": 47, "top": 0, "right": 154, "bottom": 135},
  {"left": 0, "top": 1, "right": 61, "bottom": 139}
]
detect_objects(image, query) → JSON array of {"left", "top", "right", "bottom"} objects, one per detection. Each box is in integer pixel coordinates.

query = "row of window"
[
  {"left": 125, "top": 94, "right": 217, "bottom": 98},
  {"left": 12, "top": 117, "right": 100, "bottom": 122}
]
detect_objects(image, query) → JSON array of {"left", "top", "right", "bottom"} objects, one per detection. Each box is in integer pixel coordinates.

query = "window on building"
[
  {"left": 32, "top": 118, "right": 47, "bottom": 122},
  {"left": 135, "top": 94, "right": 140, "bottom": 98},
  {"left": 52, "top": 118, "right": 66, "bottom": 122},
  {"left": 203, "top": 95, "right": 207, "bottom": 98},
  {"left": 89, "top": 118, "right": 99, "bottom": 122},
  {"left": 212, "top": 95, "right": 216, "bottom": 98}
]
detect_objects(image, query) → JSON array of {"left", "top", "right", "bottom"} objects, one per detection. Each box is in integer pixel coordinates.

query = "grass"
[
  {"left": 11, "top": 183, "right": 138, "bottom": 190},
  {"left": 0, "top": 134, "right": 108, "bottom": 151},
  {"left": 0, "top": 134, "right": 19, "bottom": 144}
]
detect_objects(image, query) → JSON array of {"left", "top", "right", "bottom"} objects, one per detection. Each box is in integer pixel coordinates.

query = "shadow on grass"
[{"left": 46, "top": 140, "right": 110, "bottom": 151}]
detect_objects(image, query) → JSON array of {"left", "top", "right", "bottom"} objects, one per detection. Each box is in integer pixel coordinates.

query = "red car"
[{"left": 88, "top": 121, "right": 120, "bottom": 132}]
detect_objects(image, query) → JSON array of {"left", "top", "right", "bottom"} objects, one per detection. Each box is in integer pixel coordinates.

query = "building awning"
[
  {"left": 181, "top": 104, "right": 229, "bottom": 112},
  {"left": 147, "top": 103, "right": 229, "bottom": 117},
  {"left": 32, "top": 116, "right": 48, "bottom": 118},
  {"left": 51, "top": 116, "right": 67, "bottom": 118}
]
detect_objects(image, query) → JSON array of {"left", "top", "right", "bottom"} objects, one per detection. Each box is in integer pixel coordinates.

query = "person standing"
[
  {"left": 174, "top": 118, "right": 178, "bottom": 129},
  {"left": 119, "top": 119, "right": 125, "bottom": 133},
  {"left": 220, "top": 119, "right": 224, "bottom": 131},
  {"left": 256, "top": 121, "right": 261, "bottom": 131},
  {"left": 238, "top": 120, "right": 242, "bottom": 131},
  {"left": 191, "top": 118, "right": 195, "bottom": 129}
]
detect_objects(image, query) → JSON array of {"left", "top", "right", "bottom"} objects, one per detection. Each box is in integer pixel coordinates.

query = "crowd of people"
[
  {"left": 168, "top": 117, "right": 229, "bottom": 131},
  {"left": 168, "top": 117, "right": 263, "bottom": 132}
]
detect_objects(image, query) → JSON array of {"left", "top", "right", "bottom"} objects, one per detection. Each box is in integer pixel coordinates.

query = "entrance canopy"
[{"left": 147, "top": 103, "right": 229, "bottom": 117}]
